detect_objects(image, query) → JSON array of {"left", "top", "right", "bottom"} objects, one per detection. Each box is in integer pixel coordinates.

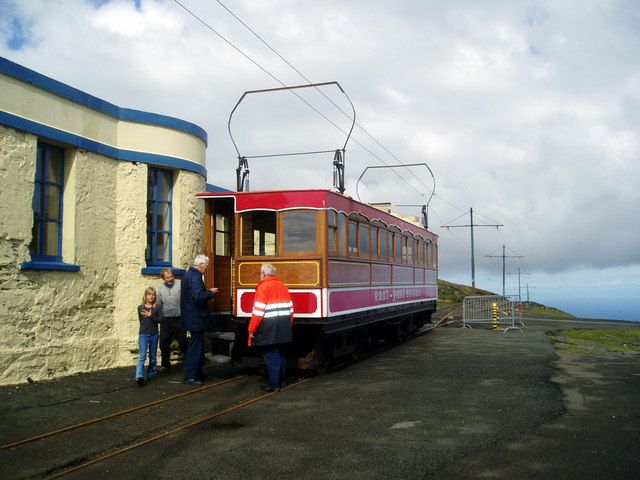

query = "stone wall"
[{"left": 0, "top": 125, "right": 206, "bottom": 385}]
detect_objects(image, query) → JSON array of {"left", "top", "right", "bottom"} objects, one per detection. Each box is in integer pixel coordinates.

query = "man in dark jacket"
[
  {"left": 248, "top": 263, "right": 294, "bottom": 392},
  {"left": 181, "top": 254, "right": 218, "bottom": 386}
]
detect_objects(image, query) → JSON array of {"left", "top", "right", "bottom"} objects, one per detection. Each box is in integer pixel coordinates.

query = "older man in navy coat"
[{"left": 180, "top": 254, "right": 218, "bottom": 386}]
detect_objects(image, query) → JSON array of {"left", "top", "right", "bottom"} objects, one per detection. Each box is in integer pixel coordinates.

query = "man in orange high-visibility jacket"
[{"left": 248, "top": 263, "right": 294, "bottom": 393}]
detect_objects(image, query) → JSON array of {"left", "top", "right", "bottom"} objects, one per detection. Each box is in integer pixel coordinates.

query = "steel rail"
[
  {"left": 0, "top": 375, "right": 247, "bottom": 451},
  {"left": 43, "top": 378, "right": 311, "bottom": 479}
]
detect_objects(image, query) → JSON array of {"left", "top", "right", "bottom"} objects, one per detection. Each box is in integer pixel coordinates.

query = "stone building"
[{"left": 0, "top": 57, "right": 209, "bottom": 386}]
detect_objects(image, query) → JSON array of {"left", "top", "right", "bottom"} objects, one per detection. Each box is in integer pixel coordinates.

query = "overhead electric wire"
[
  {"left": 473, "top": 210, "right": 504, "bottom": 226},
  {"left": 440, "top": 210, "right": 469, "bottom": 227},
  {"left": 174, "top": 0, "right": 432, "bottom": 201},
  {"left": 172, "top": 0, "right": 352, "bottom": 151},
  {"left": 432, "top": 193, "right": 467, "bottom": 213},
  {"left": 175, "top": 0, "right": 495, "bottom": 232},
  {"left": 214, "top": 0, "right": 435, "bottom": 197},
  {"left": 429, "top": 206, "right": 469, "bottom": 248}
]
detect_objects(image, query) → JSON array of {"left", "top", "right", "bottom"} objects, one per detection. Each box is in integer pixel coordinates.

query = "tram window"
[
  {"left": 241, "top": 211, "right": 276, "bottom": 256},
  {"left": 360, "top": 224, "right": 370, "bottom": 257},
  {"left": 337, "top": 212, "right": 347, "bottom": 256},
  {"left": 328, "top": 210, "right": 338, "bottom": 254},
  {"left": 427, "top": 241, "right": 432, "bottom": 267},
  {"left": 379, "top": 230, "right": 388, "bottom": 259},
  {"left": 348, "top": 221, "right": 358, "bottom": 255},
  {"left": 394, "top": 234, "right": 402, "bottom": 262},
  {"left": 434, "top": 244, "right": 438, "bottom": 268},
  {"left": 431, "top": 243, "right": 435, "bottom": 267},
  {"left": 390, "top": 233, "right": 396, "bottom": 261},
  {"left": 402, "top": 237, "right": 409, "bottom": 263},
  {"left": 371, "top": 227, "right": 379, "bottom": 258},
  {"left": 421, "top": 242, "right": 427, "bottom": 266},
  {"left": 215, "top": 213, "right": 230, "bottom": 256},
  {"left": 283, "top": 211, "right": 317, "bottom": 252}
]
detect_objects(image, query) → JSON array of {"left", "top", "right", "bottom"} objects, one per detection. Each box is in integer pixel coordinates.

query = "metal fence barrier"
[{"left": 462, "top": 295, "right": 523, "bottom": 333}]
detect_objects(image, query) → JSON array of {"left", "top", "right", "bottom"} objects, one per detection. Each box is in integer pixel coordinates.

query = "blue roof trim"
[
  {"left": 205, "top": 183, "right": 232, "bottom": 192},
  {"left": 0, "top": 56, "right": 208, "bottom": 146},
  {"left": 0, "top": 111, "right": 207, "bottom": 178}
]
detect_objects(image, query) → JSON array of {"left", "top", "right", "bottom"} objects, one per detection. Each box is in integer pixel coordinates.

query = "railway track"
[
  {"left": 1, "top": 320, "right": 449, "bottom": 479},
  {"left": 0, "top": 375, "right": 247, "bottom": 451},
  {"left": 0, "top": 373, "right": 307, "bottom": 480}
]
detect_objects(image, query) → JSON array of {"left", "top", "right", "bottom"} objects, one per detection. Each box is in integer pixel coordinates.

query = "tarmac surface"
[{"left": 1, "top": 315, "right": 639, "bottom": 479}]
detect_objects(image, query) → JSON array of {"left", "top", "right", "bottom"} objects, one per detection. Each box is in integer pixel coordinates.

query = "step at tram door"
[{"left": 204, "top": 198, "right": 235, "bottom": 336}]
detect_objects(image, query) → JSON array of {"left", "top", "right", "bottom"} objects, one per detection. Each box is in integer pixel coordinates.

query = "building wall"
[{"left": 0, "top": 58, "right": 209, "bottom": 385}]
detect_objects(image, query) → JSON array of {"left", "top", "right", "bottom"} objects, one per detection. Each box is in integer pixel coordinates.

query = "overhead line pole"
[
  {"left": 442, "top": 207, "right": 503, "bottom": 289},
  {"left": 506, "top": 268, "right": 531, "bottom": 300},
  {"left": 486, "top": 245, "right": 524, "bottom": 295}
]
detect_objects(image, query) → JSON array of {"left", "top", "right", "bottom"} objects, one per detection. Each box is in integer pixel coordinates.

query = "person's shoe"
[
  {"left": 260, "top": 384, "right": 279, "bottom": 393},
  {"left": 157, "top": 365, "right": 170, "bottom": 373},
  {"left": 183, "top": 379, "right": 203, "bottom": 386},
  {"left": 147, "top": 375, "right": 157, "bottom": 382},
  {"left": 136, "top": 377, "right": 145, "bottom": 386}
]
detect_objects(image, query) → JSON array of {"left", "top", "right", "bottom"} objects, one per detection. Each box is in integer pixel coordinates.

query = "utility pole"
[
  {"left": 525, "top": 283, "right": 536, "bottom": 302},
  {"left": 506, "top": 268, "right": 531, "bottom": 300},
  {"left": 442, "top": 208, "right": 503, "bottom": 289},
  {"left": 485, "top": 244, "right": 524, "bottom": 296}
]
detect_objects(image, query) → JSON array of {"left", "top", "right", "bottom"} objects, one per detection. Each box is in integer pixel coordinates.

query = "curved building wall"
[{"left": 0, "top": 58, "right": 208, "bottom": 385}]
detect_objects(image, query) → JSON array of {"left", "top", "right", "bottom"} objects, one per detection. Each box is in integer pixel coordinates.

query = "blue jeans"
[
  {"left": 262, "top": 344, "right": 288, "bottom": 387},
  {"left": 136, "top": 333, "right": 159, "bottom": 380}
]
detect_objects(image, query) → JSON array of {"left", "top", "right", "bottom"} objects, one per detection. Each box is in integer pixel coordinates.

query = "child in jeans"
[{"left": 135, "top": 287, "right": 162, "bottom": 386}]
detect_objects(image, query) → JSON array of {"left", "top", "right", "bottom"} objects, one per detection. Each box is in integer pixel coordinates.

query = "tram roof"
[{"left": 196, "top": 189, "right": 437, "bottom": 240}]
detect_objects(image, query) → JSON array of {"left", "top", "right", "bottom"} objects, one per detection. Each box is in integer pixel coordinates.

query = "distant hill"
[
  {"left": 437, "top": 279, "right": 574, "bottom": 318},
  {"left": 437, "top": 279, "right": 494, "bottom": 305}
]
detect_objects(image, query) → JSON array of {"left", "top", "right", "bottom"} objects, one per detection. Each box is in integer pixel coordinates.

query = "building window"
[
  {"left": 30, "top": 142, "right": 65, "bottom": 262},
  {"left": 22, "top": 141, "right": 79, "bottom": 271},
  {"left": 146, "top": 168, "right": 173, "bottom": 266}
]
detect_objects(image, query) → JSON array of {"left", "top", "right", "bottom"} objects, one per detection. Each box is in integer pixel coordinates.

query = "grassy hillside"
[
  {"left": 437, "top": 279, "right": 494, "bottom": 306},
  {"left": 437, "top": 278, "right": 574, "bottom": 318}
]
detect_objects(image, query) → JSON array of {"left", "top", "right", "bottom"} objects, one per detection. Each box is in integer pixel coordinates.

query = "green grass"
[
  {"left": 547, "top": 329, "right": 640, "bottom": 354},
  {"left": 526, "top": 307, "right": 573, "bottom": 318}
]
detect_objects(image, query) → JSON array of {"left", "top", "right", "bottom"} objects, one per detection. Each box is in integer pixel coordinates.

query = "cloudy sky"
[{"left": 2, "top": 0, "right": 639, "bottom": 319}]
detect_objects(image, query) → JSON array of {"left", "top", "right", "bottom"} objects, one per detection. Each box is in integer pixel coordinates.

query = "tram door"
[{"left": 204, "top": 198, "right": 234, "bottom": 321}]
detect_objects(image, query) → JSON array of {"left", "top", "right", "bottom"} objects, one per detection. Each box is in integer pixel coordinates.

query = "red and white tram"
[{"left": 199, "top": 189, "right": 438, "bottom": 371}]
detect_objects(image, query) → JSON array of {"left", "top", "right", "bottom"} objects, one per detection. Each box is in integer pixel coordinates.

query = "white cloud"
[{"left": 1, "top": 0, "right": 639, "bottom": 309}]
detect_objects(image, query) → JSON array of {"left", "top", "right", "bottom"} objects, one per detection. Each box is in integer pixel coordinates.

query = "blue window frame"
[
  {"left": 146, "top": 168, "right": 173, "bottom": 266},
  {"left": 30, "top": 142, "right": 64, "bottom": 262}
]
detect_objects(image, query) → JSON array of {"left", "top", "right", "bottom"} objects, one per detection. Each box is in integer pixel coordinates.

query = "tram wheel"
[{"left": 314, "top": 362, "right": 329, "bottom": 375}]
